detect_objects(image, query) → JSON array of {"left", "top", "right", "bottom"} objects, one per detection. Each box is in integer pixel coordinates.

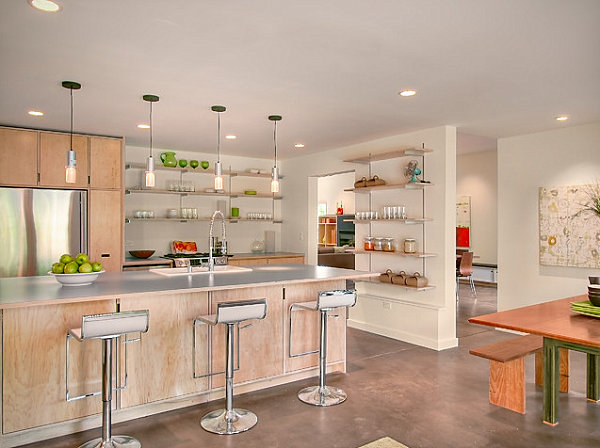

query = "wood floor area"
[{"left": 19, "top": 285, "right": 600, "bottom": 448}]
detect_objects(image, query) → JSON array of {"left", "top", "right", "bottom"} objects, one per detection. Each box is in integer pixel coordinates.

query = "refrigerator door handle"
[{"left": 80, "top": 191, "right": 88, "bottom": 254}]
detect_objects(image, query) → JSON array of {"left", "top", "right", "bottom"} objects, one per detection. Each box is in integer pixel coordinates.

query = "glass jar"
[
  {"left": 373, "top": 237, "right": 384, "bottom": 251},
  {"left": 383, "top": 237, "right": 395, "bottom": 252},
  {"left": 403, "top": 238, "right": 417, "bottom": 253},
  {"left": 363, "top": 236, "right": 374, "bottom": 251}
]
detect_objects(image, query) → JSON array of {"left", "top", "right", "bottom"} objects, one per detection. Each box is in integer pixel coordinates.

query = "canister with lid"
[
  {"left": 382, "top": 237, "right": 395, "bottom": 252},
  {"left": 364, "top": 236, "right": 374, "bottom": 251},
  {"left": 373, "top": 237, "right": 384, "bottom": 251},
  {"left": 403, "top": 238, "right": 417, "bottom": 253}
]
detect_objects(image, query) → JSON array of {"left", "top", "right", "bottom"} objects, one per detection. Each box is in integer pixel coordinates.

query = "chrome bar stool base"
[
  {"left": 201, "top": 408, "right": 258, "bottom": 435},
  {"left": 77, "top": 435, "right": 141, "bottom": 448},
  {"left": 298, "top": 385, "right": 347, "bottom": 407}
]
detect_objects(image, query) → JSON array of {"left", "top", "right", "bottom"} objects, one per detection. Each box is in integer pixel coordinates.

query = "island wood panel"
[
  {"left": 39, "top": 132, "right": 89, "bottom": 188},
  {"left": 283, "top": 279, "right": 346, "bottom": 373},
  {"left": 2, "top": 300, "right": 115, "bottom": 433},
  {"left": 118, "top": 291, "right": 210, "bottom": 408},
  {"left": 88, "top": 189, "right": 122, "bottom": 273},
  {"left": 0, "top": 127, "right": 38, "bottom": 186},
  {"left": 210, "top": 286, "right": 284, "bottom": 387},
  {"left": 89, "top": 137, "right": 123, "bottom": 190},
  {"left": 267, "top": 256, "right": 304, "bottom": 264}
]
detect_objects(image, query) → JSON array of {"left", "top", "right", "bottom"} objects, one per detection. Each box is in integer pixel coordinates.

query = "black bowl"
[
  {"left": 589, "top": 294, "right": 600, "bottom": 306},
  {"left": 589, "top": 276, "right": 600, "bottom": 285}
]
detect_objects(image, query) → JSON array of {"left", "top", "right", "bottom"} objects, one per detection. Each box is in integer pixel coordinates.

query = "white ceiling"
[{"left": 1, "top": 1, "right": 599, "bottom": 159}]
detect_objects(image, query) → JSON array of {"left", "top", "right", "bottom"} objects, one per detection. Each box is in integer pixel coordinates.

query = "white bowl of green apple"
[{"left": 49, "top": 253, "right": 104, "bottom": 286}]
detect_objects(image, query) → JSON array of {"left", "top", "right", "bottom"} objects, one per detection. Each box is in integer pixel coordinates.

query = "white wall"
[
  {"left": 456, "top": 150, "right": 498, "bottom": 264},
  {"left": 124, "top": 146, "right": 280, "bottom": 256},
  {"left": 317, "top": 172, "right": 356, "bottom": 215},
  {"left": 282, "top": 126, "right": 458, "bottom": 350},
  {"left": 497, "top": 122, "right": 600, "bottom": 311}
]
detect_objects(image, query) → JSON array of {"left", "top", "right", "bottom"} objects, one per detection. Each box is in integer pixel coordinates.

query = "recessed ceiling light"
[
  {"left": 137, "top": 123, "right": 150, "bottom": 129},
  {"left": 555, "top": 115, "right": 569, "bottom": 122},
  {"left": 28, "top": 0, "right": 62, "bottom": 13},
  {"left": 294, "top": 143, "right": 305, "bottom": 148},
  {"left": 28, "top": 110, "right": 44, "bottom": 116},
  {"left": 225, "top": 135, "right": 237, "bottom": 140},
  {"left": 399, "top": 90, "right": 417, "bottom": 97}
]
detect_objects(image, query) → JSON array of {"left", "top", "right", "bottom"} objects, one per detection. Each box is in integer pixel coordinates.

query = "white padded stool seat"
[
  {"left": 69, "top": 310, "right": 149, "bottom": 340},
  {"left": 197, "top": 299, "right": 267, "bottom": 326}
]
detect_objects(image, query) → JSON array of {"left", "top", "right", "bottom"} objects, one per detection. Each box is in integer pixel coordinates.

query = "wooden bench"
[{"left": 470, "top": 334, "right": 569, "bottom": 414}]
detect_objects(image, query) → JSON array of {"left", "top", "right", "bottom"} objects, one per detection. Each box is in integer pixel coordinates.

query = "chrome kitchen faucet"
[{"left": 208, "top": 210, "right": 227, "bottom": 272}]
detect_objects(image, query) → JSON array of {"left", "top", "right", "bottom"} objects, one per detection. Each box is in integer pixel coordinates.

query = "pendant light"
[
  {"left": 143, "top": 94, "right": 160, "bottom": 187},
  {"left": 62, "top": 81, "right": 81, "bottom": 184},
  {"left": 268, "top": 115, "right": 282, "bottom": 193},
  {"left": 211, "top": 105, "right": 226, "bottom": 190}
]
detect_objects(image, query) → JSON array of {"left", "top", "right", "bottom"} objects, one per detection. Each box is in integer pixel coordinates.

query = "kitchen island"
[{"left": 0, "top": 264, "right": 373, "bottom": 447}]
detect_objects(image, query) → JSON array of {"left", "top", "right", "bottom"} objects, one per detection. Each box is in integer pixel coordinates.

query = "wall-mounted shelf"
[
  {"left": 358, "top": 279, "right": 436, "bottom": 292},
  {"left": 126, "top": 188, "right": 281, "bottom": 199},
  {"left": 351, "top": 250, "right": 436, "bottom": 258},
  {"left": 125, "top": 162, "right": 280, "bottom": 178},
  {"left": 345, "top": 182, "right": 433, "bottom": 193},
  {"left": 125, "top": 217, "right": 282, "bottom": 224},
  {"left": 348, "top": 218, "right": 432, "bottom": 224},
  {"left": 343, "top": 147, "right": 433, "bottom": 164}
]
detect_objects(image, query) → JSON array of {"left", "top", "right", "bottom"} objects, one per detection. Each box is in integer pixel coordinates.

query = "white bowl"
[{"left": 49, "top": 270, "right": 105, "bottom": 286}]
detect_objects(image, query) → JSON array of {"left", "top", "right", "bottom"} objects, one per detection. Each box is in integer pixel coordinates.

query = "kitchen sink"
[{"left": 150, "top": 265, "right": 252, "bottom": 276}]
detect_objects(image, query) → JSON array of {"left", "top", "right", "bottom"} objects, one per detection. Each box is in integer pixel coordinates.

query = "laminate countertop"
[{"left": 0, "top": 264, "right": 374, "bottom": 309}]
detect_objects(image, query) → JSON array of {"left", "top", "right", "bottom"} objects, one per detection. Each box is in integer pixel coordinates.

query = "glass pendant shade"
[
  {"left": 214, "top": 161, "right": 223, "bottom": 190},
  {"left": 271, "top": 167, "right": 280, "bottom": 193},
  {"left": 143, "top": 94, "right": 159, "bottom": 188},
  {"left": 145, "top": 155, "right": 155, "bottom": 187},
  {"left": 62, "top": 81, "right": 81, "bottom": 184}
]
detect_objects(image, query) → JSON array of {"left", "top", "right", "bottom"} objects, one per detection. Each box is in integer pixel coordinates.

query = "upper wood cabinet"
[
  {"left": 90, "top": 137, "right": 123, "bottom": 189},
  {"left": 39, "top": 132, "right": 89, "bottom": 188},
  {"left": 0, "top": 127, "right": 38, "bottom": 186}
]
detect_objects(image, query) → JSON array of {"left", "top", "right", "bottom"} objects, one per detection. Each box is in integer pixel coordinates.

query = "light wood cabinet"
[
  {"left": 268, "top": 256, "right": 304, "bottom": 264},
  {"left": 284, "top": 279, "right": 346, "bottom": 373},
  {"left": 228, "top": 257, "right": 268, "bottom": 266},
  {"left": 2, "top": 300, "right": 116, "bottom": 433},
  {"left": 118, "top": 291, "right": 210, "bottom": 407},
  {"left": 90, "top": 137, "right": 123, "bottom": 190},
  {"left": 89, "top": 190, "right": 122, "bottom": 272},
  {"left": 210, "top": 286, "right": 284, "bottom": 386},
  {"left": 39, "top": 132, "right": 89, "bottom": 188},
  {"left": 0, "top": 128, "right": 38, "bottom": 186}
]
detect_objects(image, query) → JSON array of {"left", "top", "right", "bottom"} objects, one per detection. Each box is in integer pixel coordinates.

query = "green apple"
[
  {"left": 91, "top": 262, "right": 103, "bottom": 272},
  {"left": 60, "top": 254, "right": 74, "bottom": 264},
  {"left": 64, "top": 261, "right": 79, "bottom": 274},
  {"left": 78, "top": 262, "right": 93, "bottom": 273},
  {"left": 75, "top": 253, "right": 89, "bottom": 265},
  {"left": 52, "top": 262, "right": 65, "bottom": 274}
]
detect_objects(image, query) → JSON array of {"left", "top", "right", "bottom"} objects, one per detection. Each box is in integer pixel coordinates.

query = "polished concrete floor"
[{"left": 20, "top": 285, "right": 600, "bottom": 448}]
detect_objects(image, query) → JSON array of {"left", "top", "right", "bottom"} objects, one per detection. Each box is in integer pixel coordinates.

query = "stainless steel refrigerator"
[{"left": 0, "top": 187, "right": 87, "bottom": 277}]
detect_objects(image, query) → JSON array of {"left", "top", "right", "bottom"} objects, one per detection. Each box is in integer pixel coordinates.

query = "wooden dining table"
[{"left": 469, "top": 295, "right": 600, "bottom": 425}]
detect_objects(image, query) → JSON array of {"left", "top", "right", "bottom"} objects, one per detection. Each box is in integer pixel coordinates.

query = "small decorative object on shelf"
[
  {"left": 190, "top": 160, "right": 199, "bottom": 169},
  {"left": 405, "top": 160, "right": 422, "bottom": 183},
  {"left": 178, "top": 159, "right": 187, "bottom": 168},
  {"left": 366, "top": 175, "right": 386, "bottom": 186},
  {"left": 403, "top": 238, "right": 417, "bottom": 253},
  {"left": 200, "top": 160, "right": 210, "bottom": 169},
  {"left": 336, "top": 202, "right": 344, "bottom": 215},
  {"left": 160, "top": 151, "right": 177, "bottom": 167}
]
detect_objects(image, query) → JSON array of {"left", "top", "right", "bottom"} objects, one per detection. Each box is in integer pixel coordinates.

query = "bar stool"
[
  {"left": 195, "top": 298, "right": 267, "bottom": 435},
  {"left": 67, "top": 310, "right": 149, "bottom": 448},
  {"left": 292, "top": 290, "right": 356, "bottom": 406}
]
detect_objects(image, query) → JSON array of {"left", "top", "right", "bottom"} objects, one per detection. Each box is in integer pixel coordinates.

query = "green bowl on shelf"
[
  {"left": 190, "top": 160, "right": 199, "bottom": 169},
  {"left": 178, "top": 159, "right": 188, "bottom": 168}
]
